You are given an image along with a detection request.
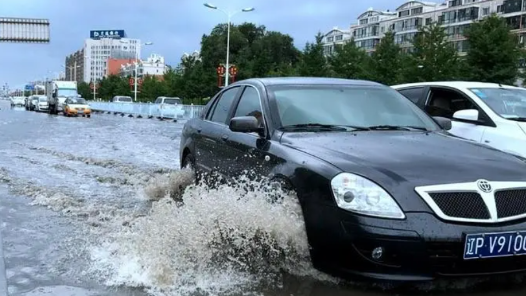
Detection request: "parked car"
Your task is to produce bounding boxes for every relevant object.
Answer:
[10,96,24,107]
[63,97,91,117]
[180,77,526,281]
[29,96,39,111]
[153,96,184,121]
[112,95,133,103]
[392,82,526,158]
[34,95,49,112]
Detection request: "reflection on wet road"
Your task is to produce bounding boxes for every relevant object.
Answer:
[1,101,526,296]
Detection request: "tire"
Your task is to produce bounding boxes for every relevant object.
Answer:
[181,153,202,183]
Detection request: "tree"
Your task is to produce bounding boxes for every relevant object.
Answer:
[327,38,369,79]
[405,23,461,82]
[77,82,90,99]
[298,32,329,77]
[369,31,403,85]
[465,14,521,85]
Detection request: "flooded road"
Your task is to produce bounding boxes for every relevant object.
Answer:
[2,100,526,296]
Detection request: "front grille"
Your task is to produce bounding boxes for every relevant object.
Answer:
[495,189,526,218]
[429,192,490,219]
[427,242,526,276]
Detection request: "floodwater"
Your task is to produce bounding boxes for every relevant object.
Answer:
[1,100,526,296]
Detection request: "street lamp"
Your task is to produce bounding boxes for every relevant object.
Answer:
[203,3,254,87]
[120,40,153,101]
[63,64,80,81]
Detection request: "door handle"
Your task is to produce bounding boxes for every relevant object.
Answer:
[221,134,228,141]
[197,128,202,133]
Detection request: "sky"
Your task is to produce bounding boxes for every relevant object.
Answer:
[0,0,407,90]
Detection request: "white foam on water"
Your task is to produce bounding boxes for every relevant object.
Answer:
[88,171,334,296]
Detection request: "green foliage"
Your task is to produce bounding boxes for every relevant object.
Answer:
[404,23,462,82]
[88,18,526,103]
[465,14,521,85]
[328,38,370,79]
[369,31,404,85]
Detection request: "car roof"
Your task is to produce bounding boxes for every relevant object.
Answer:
[392,81,520,89]
[234,77,385,87]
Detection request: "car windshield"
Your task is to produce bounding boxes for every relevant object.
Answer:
[57,89,78,97]
[69,98,86,104]
[38,97,46,102]
[118,97,132,102]
[164,98,182,105]
[269,85,439,131]
[469,88,526,119]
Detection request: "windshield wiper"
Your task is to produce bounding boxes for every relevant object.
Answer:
[280,123,370,131]
[506,117,526,122]
[366,125,428,131]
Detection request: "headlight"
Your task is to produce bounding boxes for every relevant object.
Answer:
[330,173,405,219]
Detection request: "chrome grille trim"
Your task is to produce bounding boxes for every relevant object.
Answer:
[415,181,526,224]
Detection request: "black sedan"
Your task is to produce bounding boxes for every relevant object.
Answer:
[179,77,526,282]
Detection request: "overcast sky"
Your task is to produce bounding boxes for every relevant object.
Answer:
[1,0,407,89]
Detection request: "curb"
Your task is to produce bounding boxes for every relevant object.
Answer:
[0,227,7,296]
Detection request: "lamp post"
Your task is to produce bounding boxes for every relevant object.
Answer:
[63,64,80,81]
[120,40,153,101]
[203,3,254,87]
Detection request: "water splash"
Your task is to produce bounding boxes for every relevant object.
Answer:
[88,171,333,296]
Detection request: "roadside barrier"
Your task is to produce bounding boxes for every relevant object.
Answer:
[88,102,205,121]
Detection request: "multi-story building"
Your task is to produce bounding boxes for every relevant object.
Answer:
[107,58,138,76]
[64,30,141,83]
[322,0,524,56]
[119,53,167,78]
[65,49,84,82]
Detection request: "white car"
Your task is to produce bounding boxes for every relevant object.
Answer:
[35,95,49,112]
[153,96,185,121]
[392,81,526,158]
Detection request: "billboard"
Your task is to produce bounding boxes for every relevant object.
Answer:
[0,18,50,43]
[90,30,126,40]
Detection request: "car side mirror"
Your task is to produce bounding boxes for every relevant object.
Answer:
[432,116,452,130]
[229,116,264,135]
[453,109,479,123]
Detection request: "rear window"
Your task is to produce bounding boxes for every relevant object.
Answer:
[164,98,182,105]
[119,97,132,102]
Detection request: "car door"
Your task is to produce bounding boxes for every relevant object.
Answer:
[194,86,241,174]
[423,86,492,143]
[221,85,274,179]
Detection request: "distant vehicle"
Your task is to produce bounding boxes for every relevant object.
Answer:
[180,77,526,281]
[46,80,79,115]
[29,96,39,111]
[112,96,133,103]
[10,96,24,107]
[63,97,91,117]
[392,81,526,158]
[154,96,184,121]
[35,96,49,112]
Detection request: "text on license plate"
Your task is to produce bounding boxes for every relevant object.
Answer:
[464,231,526,259]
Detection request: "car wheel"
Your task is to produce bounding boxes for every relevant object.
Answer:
[181,153,202,183]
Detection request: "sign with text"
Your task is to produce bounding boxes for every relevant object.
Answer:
[90,30,126,40]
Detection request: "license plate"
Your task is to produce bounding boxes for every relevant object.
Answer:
[77,110,83,113]
[464,231,526,259]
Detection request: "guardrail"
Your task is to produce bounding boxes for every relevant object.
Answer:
[88,102,205,121]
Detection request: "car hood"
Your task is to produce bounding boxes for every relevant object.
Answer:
[281,131,526,184]
[280,131,526,212]
[68,104,89,108]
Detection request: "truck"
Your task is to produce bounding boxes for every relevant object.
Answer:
[46,80,79,115]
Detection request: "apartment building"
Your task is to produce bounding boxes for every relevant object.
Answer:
[65,49,84,82]
[322,0,524,56]
[119,53,167,78]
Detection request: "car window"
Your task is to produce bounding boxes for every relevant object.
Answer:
[397,87,424,103]
[425,88,478,119]
[269,85,439,130]
[154,98,162,104]
[164,98,181,105]
[233,87,263,126]
[209,87,239,124]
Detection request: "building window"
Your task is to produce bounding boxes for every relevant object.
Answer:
[411,7,423,15]
[399,10,410,17]
[483,7,490,15]
[335,35,343,41]
[327,36,334,42]
[425,17,432,25]
[360,19,368,25]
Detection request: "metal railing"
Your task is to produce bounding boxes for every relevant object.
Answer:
[88,102,205,121]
